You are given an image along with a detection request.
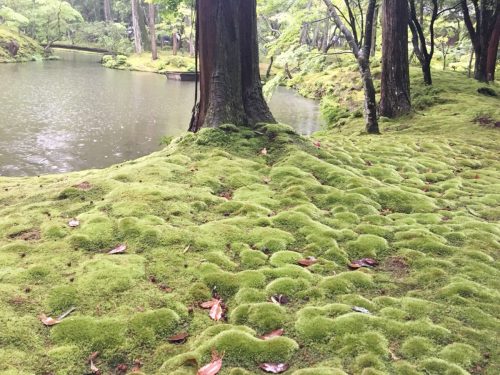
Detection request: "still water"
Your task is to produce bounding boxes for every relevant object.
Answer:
[0,50,322,176]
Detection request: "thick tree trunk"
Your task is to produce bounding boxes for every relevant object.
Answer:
[131,0,142,53]
[189,0,275,132]
[148,3,157,60]
[104,0,112,22]
[380,0,411,118]
[172,32,179,55]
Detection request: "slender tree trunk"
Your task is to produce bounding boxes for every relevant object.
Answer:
[131,0,142,53]
[172,31,179,55]
[189,0,275,132]
[266,56,274,79]
[149,3,157,60]
[370,6,379,57]
[139,3,150,52]
[323,0,379,134]
[380,0,411,118]
[486,13,499,81]
[104,0,112,22]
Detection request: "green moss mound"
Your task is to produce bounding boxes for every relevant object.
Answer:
[0,70,499,373]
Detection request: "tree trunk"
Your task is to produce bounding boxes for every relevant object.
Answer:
[323,0,379,134]
[422,62,432,85]
[380,0,411,118]
[149,3,157,60]
[266,56,274,79]
[172,31,179,55]
[370,6,379,57]
[139,3,150,52]
[486,13,499,81]
[104,0,112,22]
[131,0,142,53]
[189,0,275,132]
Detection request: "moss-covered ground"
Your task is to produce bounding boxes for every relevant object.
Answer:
[0,71,499,374]
[0,26,44,63]
[102,51,195,74]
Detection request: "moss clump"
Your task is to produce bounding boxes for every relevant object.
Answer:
[231,303,286,333]
[401,337,436,359]
[51,317,126,355]
[129,309,181,347]
[346,234,389,258]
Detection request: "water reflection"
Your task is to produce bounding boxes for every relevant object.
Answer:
[0,50,322,176]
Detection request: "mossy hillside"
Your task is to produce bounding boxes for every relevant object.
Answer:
[0,26,43,63]
[0,73,499,373]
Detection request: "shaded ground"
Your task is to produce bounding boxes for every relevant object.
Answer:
[0,72,499,375]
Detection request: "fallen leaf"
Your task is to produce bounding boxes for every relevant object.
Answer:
[271,294,289,305]
[352,306,372,314]
[263,177,271,184]
[259,363,289,373]
[131,359,143,372]
[209,299,224,321]
[159,284,173,293]
[168,332,189,344]
[389,348,400,361]
[313,141,321,148]
[115,363,128,374]
[348,258,378,269]
[197,351,223,375]
[39,314,60,326]
[219,191,233,200]
[260,329,284,340]
[260,148,268,156]
[297,256,318,267]
[108,244,127,254]
[200,299,219,309]
[73,181,92,190]
[68,219,80,228]
[90,359,100,374]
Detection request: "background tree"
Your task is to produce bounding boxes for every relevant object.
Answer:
[189,0,275,131]
[131,0,142,52]
[461,0,500,82]
[379,0,411,118]
[103,0,112,22]
[323,0,379,134]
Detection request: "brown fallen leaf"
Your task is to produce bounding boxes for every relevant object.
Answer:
[197,350,223,375]
[260,148,268,156]
[73,181,92,190]
[168,332,189,344]
[39,314,60,326]
[297,256,318,267]
[262,177,271,184]
[88,352,100,375]
[348,258,378,269]
[260,329,284,340]
[131,359,143,372]
[68,219,80,228]
[159,284,173,293]
[313,141,321,148]
[200,299,219,309]
[115,363,128,374]
[209,299,224,321]
[108,244,127,254]
[259,363,289,373]
[90,359,100,374]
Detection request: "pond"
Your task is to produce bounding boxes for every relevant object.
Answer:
[0,50,323,177]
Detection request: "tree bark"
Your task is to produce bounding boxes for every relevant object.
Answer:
[486,13,499,80]
[139,3,150,52]
[172,31,179,55]
[131,0,142,53]
[189,0,275,132]
[380,0,411,118]
[323,0,379,134]
[370,6,379,57]
[149,3,157,60]
[104,0,112,22]
[462,0,499,82]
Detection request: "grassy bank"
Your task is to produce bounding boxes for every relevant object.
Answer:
[0,71,499,374]
[0,26,44,63]
[102,51,195,74]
